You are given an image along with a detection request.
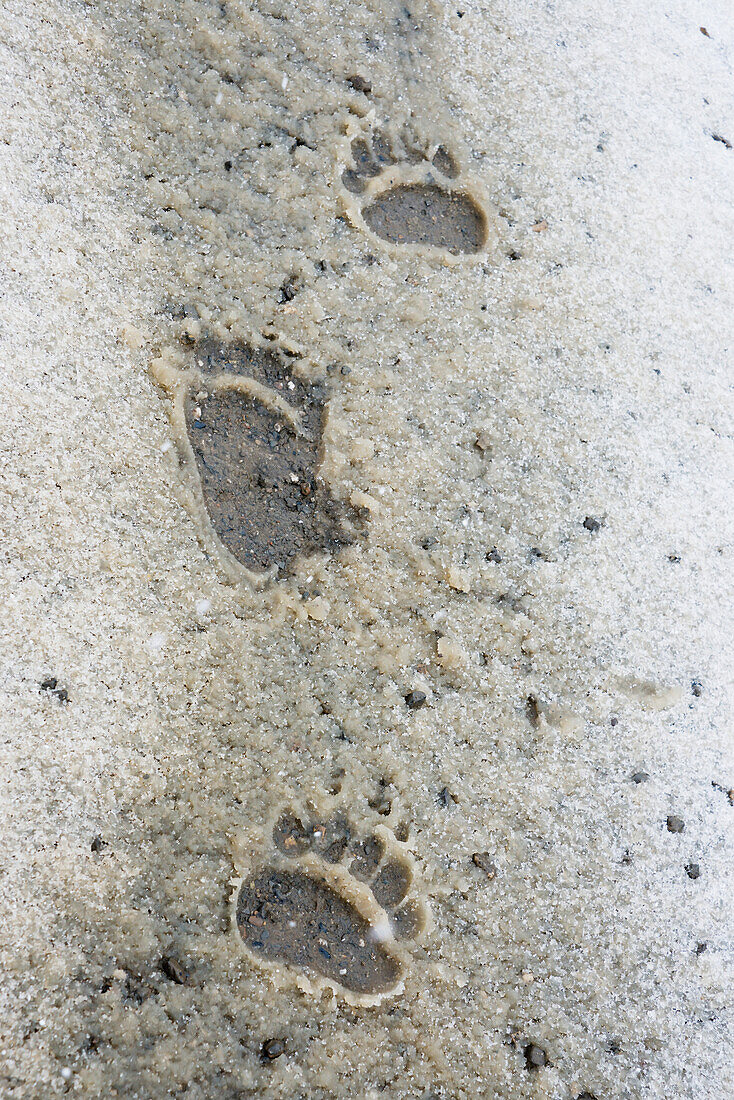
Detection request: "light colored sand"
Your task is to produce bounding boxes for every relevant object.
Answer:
[1,0,733,1096]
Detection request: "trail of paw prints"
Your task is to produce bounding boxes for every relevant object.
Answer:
[234,806,429,1004]
[150,340,360,585]
[339,123,492,258]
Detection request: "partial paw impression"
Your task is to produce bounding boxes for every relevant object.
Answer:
[341,126,488,255]
[161,340,359,577]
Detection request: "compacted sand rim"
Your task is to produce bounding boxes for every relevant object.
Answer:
[1,0,733,1097]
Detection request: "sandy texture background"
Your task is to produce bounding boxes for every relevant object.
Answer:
[1,0,733,1097]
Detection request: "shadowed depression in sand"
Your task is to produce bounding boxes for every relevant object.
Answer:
[236,808,426,999]
[177,341,359,574]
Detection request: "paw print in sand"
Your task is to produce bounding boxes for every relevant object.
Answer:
[234,805,429,1005]
[339,123,492,258]
[149,340,360,586]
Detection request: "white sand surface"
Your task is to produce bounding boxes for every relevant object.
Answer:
[1,0,733,1097]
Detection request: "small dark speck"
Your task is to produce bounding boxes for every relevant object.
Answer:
[632,771,649,784]
[224,160,232,171]
[40,678,70,703]
[667,815,685,834]
[193,419,205,429]
[525,1044,548,1069]
[160,956,187,984]
[576,1094,598,1100]
[712,133,732,149]
[472,852,497,877]
[691,680,703,697]
[405,690,427,709]
[582,516,602,533]
[438,787,458,808]
[346,74,372,94]
[486,547,502,563]
[700,26,711,37]
[525,694,540,726]
[686,862,700,880]
[668,553,681,563]
[508,250,522,261]
[610,716,618,727]
[90,836,108,853]
[695,941,708,955]
[456,10,464,16]
[261,1038,286,1061]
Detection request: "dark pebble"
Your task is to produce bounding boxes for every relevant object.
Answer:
[160,956,187,984]
[261,1038,286,1061]
[40,677,70,703]
[90,836,108,853]
[472,852,497,878]
[700,26,710,36]
[691,680,703,697]
[631,771,649,784]
[695,941,708,955]
[524,1043,548,1069]
[685,862,700,880]
[610,716,618,726]
[486,547,502,563]
[576,1094,598,1100]
[224,160,232,170]
[405,690,427,709]
[668,553,681,563]
[437,787,458,808]
[667,815,685,833]
[525,694,540,726]
[712,133,732,149]
[582,516,602,533]
[346,74,372,94]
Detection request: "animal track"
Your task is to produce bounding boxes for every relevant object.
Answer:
[340,124,491,257]
[234,805,429,1003]
[150,340,359,584]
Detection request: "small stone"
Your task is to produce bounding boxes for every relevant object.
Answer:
[472,853,497,878]
[691,680,703,697]
[631,771,649,784]
[346,74,372,94]
[160,956,187,984]
[526,694,540,726]
[695,941,708,955]
[90,836,108,853]
[524,1043,548,1069]
[576,1094,598,1100]
[437,787,458,808]
[582,516,602,533]
[261,1038,286,1061]
[700,26,710,36]
[404,690,427,709]
[666,815,685,833]
[685,862,700,880]
[485,547,502,563]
